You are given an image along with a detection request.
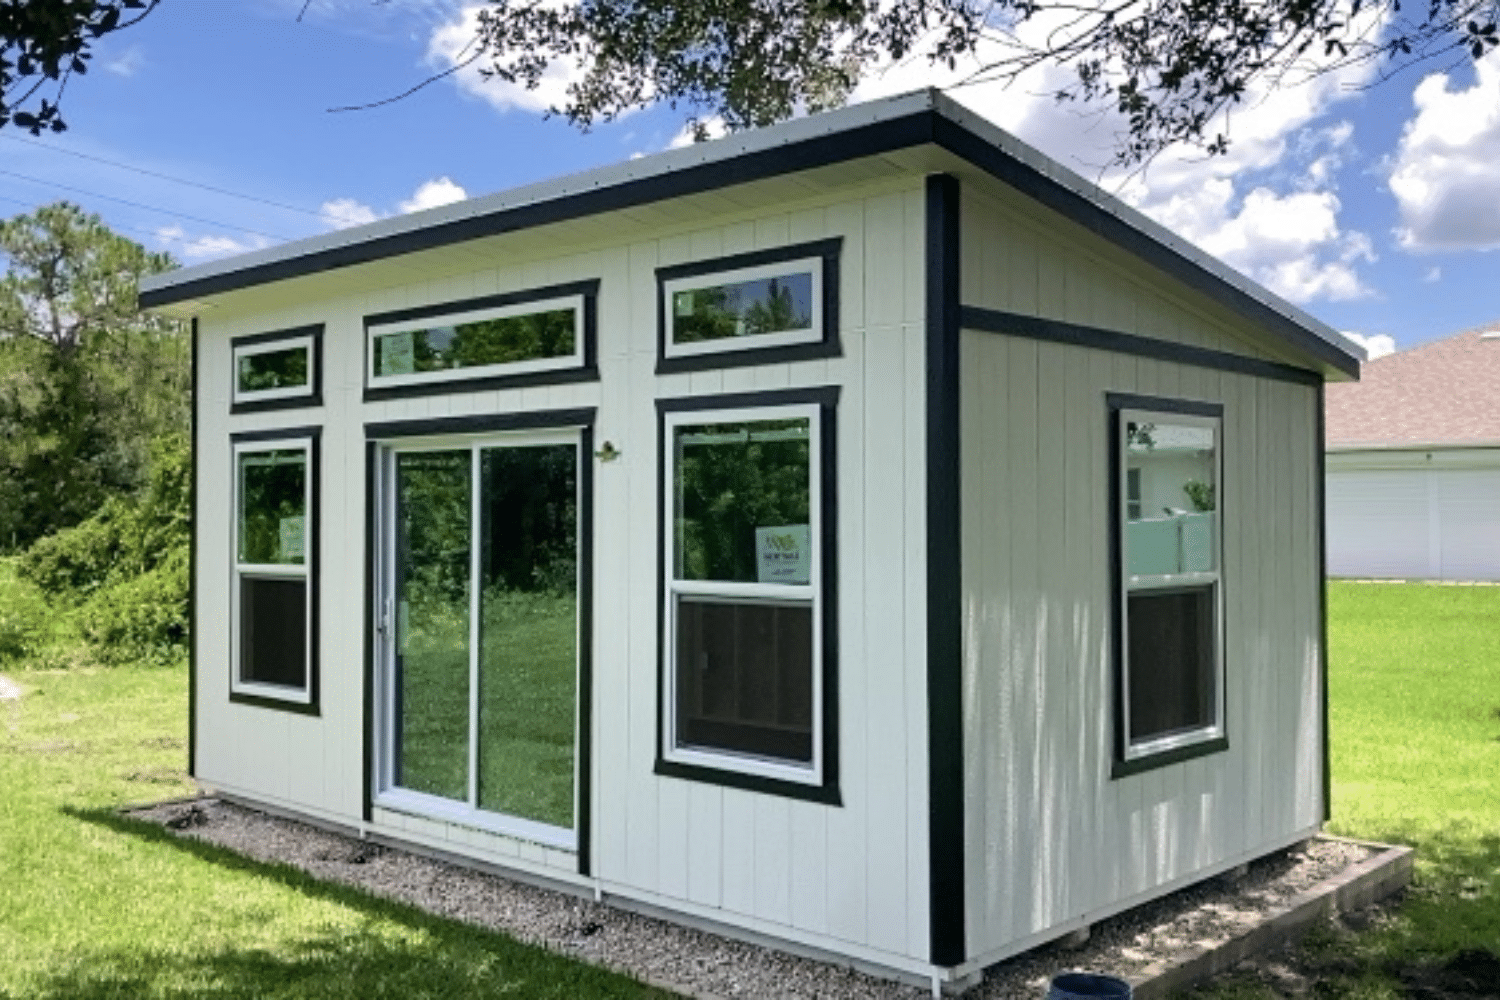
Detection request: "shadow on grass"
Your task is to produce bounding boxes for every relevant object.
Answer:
[40,807,671,1000]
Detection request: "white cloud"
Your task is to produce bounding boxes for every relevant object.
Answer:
[427,4,585,115]
[104,46,144,78]
[847,10,1380,304]
[399,176,467,213]
[1390,50,1500,251]
[154,226,270,261]
[1342,330,1396,359]
[316,178,468,232]
[320,197,380,230]
[1424,266,1442,283]
[667,116,728,149]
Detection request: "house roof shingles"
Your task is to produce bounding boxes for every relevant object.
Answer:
[1325,320,1500,448]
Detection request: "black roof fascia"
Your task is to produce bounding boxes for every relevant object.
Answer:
[138,113,936,310]
[139,103,1358,379]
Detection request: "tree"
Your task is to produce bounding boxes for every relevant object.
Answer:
[456,0,1500,163]
[1,0,159,135]
[0,201,186,549]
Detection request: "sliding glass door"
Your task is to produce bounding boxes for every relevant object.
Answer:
[378,431,580,847]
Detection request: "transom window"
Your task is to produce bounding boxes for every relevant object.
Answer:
[231,326,321,412]
[1112,397,1226,772]
[656,240,841,373]
[658,390,839,801]
[232,433,318,708]
[364,282,596,396]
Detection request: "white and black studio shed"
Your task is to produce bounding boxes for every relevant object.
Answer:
[139,90,1365,993]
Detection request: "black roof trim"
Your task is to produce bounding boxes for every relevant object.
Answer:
[138,96,1358,379]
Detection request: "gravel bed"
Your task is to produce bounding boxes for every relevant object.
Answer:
[129,798,1374,1000]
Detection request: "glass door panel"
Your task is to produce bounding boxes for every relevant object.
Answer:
[476,445,578,827]
[393,450,472,801]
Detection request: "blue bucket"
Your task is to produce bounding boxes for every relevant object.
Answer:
[1048,972,1132,1000]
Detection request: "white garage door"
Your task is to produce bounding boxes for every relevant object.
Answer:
[1327,465,1500,580]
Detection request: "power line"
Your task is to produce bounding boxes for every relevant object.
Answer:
[0,191,260,257]
[0,167,293,241]
[0,133,330,221]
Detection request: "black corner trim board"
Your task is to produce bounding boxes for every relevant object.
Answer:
[229,324,324,414]
[654,238,843,375]
[925,173,966,969]
[1316,382,1331,822]
[652,385,842,807]
[961,308,1322,387]
[1104,393,1228,779]
[140,109,1356,380]
[361,280,601,402]
[228,426,322,717]
[188,319,199,778]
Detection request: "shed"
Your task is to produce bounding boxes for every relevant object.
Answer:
[139,89,1363,994]
[1326,322,1500,581]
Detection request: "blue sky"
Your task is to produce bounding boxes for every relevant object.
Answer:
[5,0,1499,357]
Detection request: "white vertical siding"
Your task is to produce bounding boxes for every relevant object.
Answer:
[959,329,1323,961]
[194,177,933,967]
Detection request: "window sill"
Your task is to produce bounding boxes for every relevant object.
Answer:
[229,689,319,715]
[654,758,841,805]
[1112,735,1228,779]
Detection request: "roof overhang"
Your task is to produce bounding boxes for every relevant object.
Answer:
[139,89,1364,380]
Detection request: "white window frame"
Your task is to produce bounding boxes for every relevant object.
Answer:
[372,429,583,852]
[660,402,825,786]
[232,334,316,406]
[366,294,585,390]
[231,435,315,705]
[662,257,824,360]
[1118,407,1225,762]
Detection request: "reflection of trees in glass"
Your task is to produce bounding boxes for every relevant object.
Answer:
[674,274,812,344]
[379,309,575,374]
[676,419,810,582]
[397,451,471,609]
[1127,421,1157,449]
[481,446,577,597]
[238,451,305,565]
[237,347,308,392]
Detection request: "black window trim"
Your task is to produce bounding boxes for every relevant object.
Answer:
[230,325,324,414]
[1107,392,1227,778]
[362,279,600,401]
[655,239,842,375]
[229,426,321,715]
[654,386,841,805]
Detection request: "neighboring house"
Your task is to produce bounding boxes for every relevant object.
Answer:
[139,90,1362,994]
[1326,323,1500,581]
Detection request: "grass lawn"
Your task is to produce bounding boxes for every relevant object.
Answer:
[0,578,668,999]
[1194,581,1500,999]
[4,567,1496,999]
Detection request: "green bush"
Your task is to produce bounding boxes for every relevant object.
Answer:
[0,569,52,663]
[73,548,188,666]
[12,434,189,666]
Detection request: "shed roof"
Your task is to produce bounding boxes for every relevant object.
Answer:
[1326,320,1500,449]
[139,88,1363,379]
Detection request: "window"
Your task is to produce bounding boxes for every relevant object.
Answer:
[658,389,839,801]
[364,281,597,398]
[232,432,318,709]
[231,326,322,412]
[1111,396,1225,773]
[656,239,841,373]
